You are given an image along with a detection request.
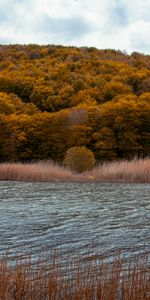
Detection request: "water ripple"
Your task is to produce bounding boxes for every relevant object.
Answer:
[0,182,149,260]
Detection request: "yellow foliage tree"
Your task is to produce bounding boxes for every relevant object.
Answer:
[64,146,96,173]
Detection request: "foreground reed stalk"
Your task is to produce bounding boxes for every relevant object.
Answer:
[0,158,150,183]
[0,251,149,300]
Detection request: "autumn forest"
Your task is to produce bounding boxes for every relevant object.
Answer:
[0,44,150,163]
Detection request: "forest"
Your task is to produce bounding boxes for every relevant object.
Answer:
[0,44,149,163]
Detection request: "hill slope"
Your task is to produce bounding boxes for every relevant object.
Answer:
[0,45,149,162]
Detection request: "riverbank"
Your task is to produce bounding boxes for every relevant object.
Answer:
[0,158,150,183]
[0,158,149,183]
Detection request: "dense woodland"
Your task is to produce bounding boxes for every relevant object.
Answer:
[0,44,150,163]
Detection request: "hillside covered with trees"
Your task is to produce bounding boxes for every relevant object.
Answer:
[0,44,149,163]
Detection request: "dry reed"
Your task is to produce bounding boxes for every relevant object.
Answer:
[0,250,149,300]
[0,161,85,182]
[92,157,150,183]
[0,157,149,183]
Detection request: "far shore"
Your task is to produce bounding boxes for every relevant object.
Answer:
[0,157,149,183]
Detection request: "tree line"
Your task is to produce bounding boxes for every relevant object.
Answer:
[0,45,149,162]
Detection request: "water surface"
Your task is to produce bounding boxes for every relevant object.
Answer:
[0,182,149,261]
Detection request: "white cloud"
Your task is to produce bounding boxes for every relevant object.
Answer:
[0,0,149,53]
[128,19,150,52]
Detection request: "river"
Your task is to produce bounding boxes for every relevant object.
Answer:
[0,181,149,263]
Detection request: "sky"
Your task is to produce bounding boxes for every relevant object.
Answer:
[0,0,150,54]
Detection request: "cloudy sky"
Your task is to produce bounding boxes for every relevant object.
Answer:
[0,0,150,54]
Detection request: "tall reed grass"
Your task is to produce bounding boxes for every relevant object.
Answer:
[0,158,149,183]
[0,161,85,182]
[0,250,149,300]
[92,157,150,183]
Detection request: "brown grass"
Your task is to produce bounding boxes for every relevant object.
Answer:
[0,251,149,300]
[0,160,85,182]
[92,157,150,183]
[0,157,150,183]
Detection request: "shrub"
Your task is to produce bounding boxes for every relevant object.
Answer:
[64,146,96,173]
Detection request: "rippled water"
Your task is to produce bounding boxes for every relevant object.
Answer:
[0,182,150,261]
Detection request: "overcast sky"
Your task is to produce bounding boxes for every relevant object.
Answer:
[0,0,150,54]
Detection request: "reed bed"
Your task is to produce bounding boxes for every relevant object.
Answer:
[0,161,85,182]
[0,250,149,300]
[0,157,149,183]
[92,157,150,183]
